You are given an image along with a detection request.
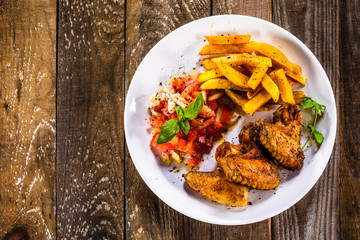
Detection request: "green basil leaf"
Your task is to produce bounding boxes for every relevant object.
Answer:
[156,118,180,144]
[180,120,190,135]
[184,93,204,120]
[175,106,184,120]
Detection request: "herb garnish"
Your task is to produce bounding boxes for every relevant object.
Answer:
[156,93,204,144]
[300,96,326,150]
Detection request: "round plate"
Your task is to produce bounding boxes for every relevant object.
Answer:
[124,15,337,225]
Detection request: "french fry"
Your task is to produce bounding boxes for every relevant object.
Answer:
[290,62,302,75]
[285,71,307,85]
[205,35,251,45]
[216,61,249,88]
[200,78,247,91]
[225,90,247,107]
[199,34,307,116]
[247,85,263,99]
[242,89,272,115]
[244,65,279,102]
[247,62,268,90]
[225,90,270,111]
[233,65,250,75]
[268,91,305,105]
[202,58,217,70]
[197,70,223,82]
[261,74,280,102]
[246,41,293,72]
[199,44,253,55]
[273,69,295,104]
[202,53,272,70]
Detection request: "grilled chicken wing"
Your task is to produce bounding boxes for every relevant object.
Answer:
[255,104,304,170]
[238,122,259,154]
[216,142,280,190]
[184,168,249,207]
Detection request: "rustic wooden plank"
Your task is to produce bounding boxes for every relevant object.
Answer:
[271,1,340,239]
[339,0,360,239]
[212,0,272,20]
[57,0,125,239]
[125,0,212,239]
[0,0,56,239]
[211,1,272,239]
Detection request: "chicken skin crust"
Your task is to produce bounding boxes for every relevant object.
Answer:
[184,168,249,207]
[255,104,304,170]
[238,122,259,154]
[216,142,280,190]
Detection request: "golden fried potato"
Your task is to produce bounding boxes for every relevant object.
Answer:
[200,78,247,91]
[197,70,223,83]
[205,35,251,45]
[242,89,272,115]
[199,44,253,55]
[247,41,293,72]
[273,69,295,104]
[247,62,268,90]
[202,53,272,70]
[216,61,249,88]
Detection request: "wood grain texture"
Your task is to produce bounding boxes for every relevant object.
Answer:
[212,0,271,20]
[340,0,360,239]
[272,1,340,239]
[125,0,212,239]
[57,0,125,239]
[211,1,272,239]
[0,0,56,239]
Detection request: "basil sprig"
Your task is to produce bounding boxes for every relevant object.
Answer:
[156,93,204,144]
[300,96,326,150]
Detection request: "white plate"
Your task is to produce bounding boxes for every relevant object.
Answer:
[124,15,337,225]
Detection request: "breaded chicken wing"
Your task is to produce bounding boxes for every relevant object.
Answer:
[255,104,304,170]
[216,142,280,190]
[184,168,249,207]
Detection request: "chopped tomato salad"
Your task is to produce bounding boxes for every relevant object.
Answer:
[148,77,238,168]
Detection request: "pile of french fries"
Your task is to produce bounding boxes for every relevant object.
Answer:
[197,35,306,115]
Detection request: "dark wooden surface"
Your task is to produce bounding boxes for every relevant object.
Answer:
[0,0,358,239]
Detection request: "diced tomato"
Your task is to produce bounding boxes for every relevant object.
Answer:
[169,112,177,119]
[186,157,200,167]
[206,128,222,138]
[197,117,215,135]
[205,136,214,147]
[190,90,200,99]
[172,77,187,92]
[189,118,203,128]
[173,137,201,156]
[187,130,198,142]
[184,78,198,87]
[181,81,198,99]
[148,117,165,128]
[207,100,219,111]
[177,129,187,139]
[220,106,232,125]
[213,121,223,131]
[154,101,166,112]
[198,105,215,118]
[150,133,174,154]
[159,113,167,121]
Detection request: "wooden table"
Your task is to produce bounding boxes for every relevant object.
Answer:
[0,0,358,239]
